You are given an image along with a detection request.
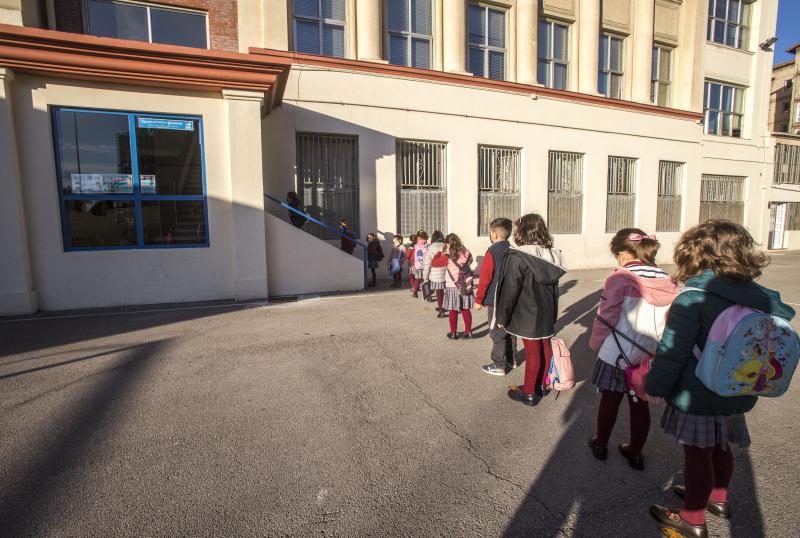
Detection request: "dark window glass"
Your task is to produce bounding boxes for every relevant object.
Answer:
[136,118,203,195]
[56,110,132,194]
[150,8,208,48]
[86,0,148,42]
[64,200,137,248]
[142,201,206,245]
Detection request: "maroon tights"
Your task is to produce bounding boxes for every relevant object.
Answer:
[521,338,552,396]
[680,445,734,525]
[410,274,419,293]
[436,290,444,310]
[448,309,472,334]
[594,391,650,455]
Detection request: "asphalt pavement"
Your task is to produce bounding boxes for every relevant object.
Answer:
[1,251,799,537]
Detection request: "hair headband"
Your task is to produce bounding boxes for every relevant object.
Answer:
[629,233,656,242]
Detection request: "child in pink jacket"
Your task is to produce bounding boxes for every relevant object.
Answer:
[587,228,680,470]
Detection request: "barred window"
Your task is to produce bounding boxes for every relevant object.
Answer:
[651,45,672,107]
[656,161,684,232]
[294,0,346,57]
[774,144,800,185]
[707,0,751,50]
[786,203,800,231]
[700,174,745,224]
[547,151,583,234]
[297,133,359,239]
[397,140,447,236]
[468,3,506,80]
[606,156,637,233]
[599,33,624,99]
[478,146,521,236]
[704,81,744,138]
[387,0,432,69]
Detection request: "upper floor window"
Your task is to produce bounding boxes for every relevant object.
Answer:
[294,0,346,57]
[707,0,751,49]
[651,45,672,107]
[468,3,506,81]
[537,20,568,90]
[598,33,624,99]
[85,0,208,48]
[387,0,432,69]
[704,81,744,137]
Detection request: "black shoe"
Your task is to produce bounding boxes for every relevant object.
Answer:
[507,386,538,407]
[672,486,731,520]
[649,505,708,538]
[412,292,418,298]
[536,384,551,398]
[588,437,608,460]
[446,332,459,340]
[618,443,645,471]
[460,332,473,339]
[481,364,506,376]
[437,311,447,318]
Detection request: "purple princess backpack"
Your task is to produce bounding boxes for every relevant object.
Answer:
[691,292,800,398]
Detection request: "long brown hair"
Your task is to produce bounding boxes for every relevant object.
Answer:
[673,220,768,283]
[513,213,553,249]
[444,233,467,260]
[610,228,660,265]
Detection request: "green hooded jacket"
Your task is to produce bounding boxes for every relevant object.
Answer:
[645,270,796,416]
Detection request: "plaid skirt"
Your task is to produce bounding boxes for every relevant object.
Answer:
[428,280,446,290]
[413,268,424,279]
[660,405,751,450]
[592,360,627,393]
[442,287,474,311]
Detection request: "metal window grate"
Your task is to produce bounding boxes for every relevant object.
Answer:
[774,144,800,185]
[786,202,800,231]
[296,133,359,239]
[397,140,447,236]
[548,151,583,234]
[606,156,637,232]
[699,174,745,224]
[478,145,520,236]
[656,161,683,232]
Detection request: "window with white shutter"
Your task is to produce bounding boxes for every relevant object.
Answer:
[656,161,683,232]
[478,146,520,236]
[397,140,447,236]
[548,151,584,234]
[700,174,745,224]
[606,156,637,232]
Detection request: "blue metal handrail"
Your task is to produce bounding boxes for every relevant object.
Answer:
[264,193,368,290]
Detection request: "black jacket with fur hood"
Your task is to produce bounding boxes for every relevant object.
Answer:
[493,245,567,339]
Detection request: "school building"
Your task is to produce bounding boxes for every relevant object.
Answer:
[0,0,796,315]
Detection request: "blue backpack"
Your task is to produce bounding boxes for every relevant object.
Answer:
[691,293,800,398]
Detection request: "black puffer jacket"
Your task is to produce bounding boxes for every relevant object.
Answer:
[493,245,567,339]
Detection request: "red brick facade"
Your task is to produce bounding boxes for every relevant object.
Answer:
[53,0,239,52]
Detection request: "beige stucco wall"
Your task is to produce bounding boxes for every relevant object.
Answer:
[263,66,704,271]
[8,75,264,311]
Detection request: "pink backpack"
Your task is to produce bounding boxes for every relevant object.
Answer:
[546,337,575,391]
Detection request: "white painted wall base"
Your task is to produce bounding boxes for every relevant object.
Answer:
[0,290,37,316]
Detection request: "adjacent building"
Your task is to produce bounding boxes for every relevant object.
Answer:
[0,0,789,315]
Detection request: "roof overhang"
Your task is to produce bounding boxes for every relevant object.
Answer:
[0,24,291,114]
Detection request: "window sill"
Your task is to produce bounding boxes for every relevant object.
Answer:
[706,41,754,56]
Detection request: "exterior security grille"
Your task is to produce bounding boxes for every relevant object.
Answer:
[548,151,583,234]
[397,140,447,236]
[787,202,800,231]
[478,145,520,236]
[657,160,684,232]
[606,156,637,233]
[296,133,359,239]
[774,144,800,185]
[700,174,745,224]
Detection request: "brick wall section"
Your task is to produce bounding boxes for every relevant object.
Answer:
[53,0,239,52]
[54,0,83,33]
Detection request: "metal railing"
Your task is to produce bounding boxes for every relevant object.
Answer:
[264,193,368,290]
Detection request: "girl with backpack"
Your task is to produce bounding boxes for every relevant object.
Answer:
[422,231,448,317]
[431,233,474,339]
[366,233,384,288]
[588,229,679,470]
[493,214,566,406]
[411,231,429,299]
[646,220,795,538]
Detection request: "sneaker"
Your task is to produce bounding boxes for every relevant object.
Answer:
[482,364,506,376]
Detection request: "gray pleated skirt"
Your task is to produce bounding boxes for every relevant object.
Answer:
[592,360,627,393]
[442,287,474,311]
[429,280,446,290]
[660,405,751,450]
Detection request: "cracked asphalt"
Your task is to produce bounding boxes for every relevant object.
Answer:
[1,251,799,537]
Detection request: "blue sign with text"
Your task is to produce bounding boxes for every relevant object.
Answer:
[138,117,195,131]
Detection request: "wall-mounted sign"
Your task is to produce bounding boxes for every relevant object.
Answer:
[138,117,195,131]
[140,175,157,194]
[70,173,133,194]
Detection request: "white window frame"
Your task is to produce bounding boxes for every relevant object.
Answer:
[537,20,569,90]
[599,33,624,99]
[82,0,209,48]
[707,0,751,50]
[386,0,433,69]
[467,2,506,80]
[704,80,745,138]
[293,0,347,57]
[651,44,673,107]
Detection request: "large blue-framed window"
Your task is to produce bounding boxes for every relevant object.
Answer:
[52,107,209,251]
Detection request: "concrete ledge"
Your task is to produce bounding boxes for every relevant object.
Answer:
[0,289,37,315]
